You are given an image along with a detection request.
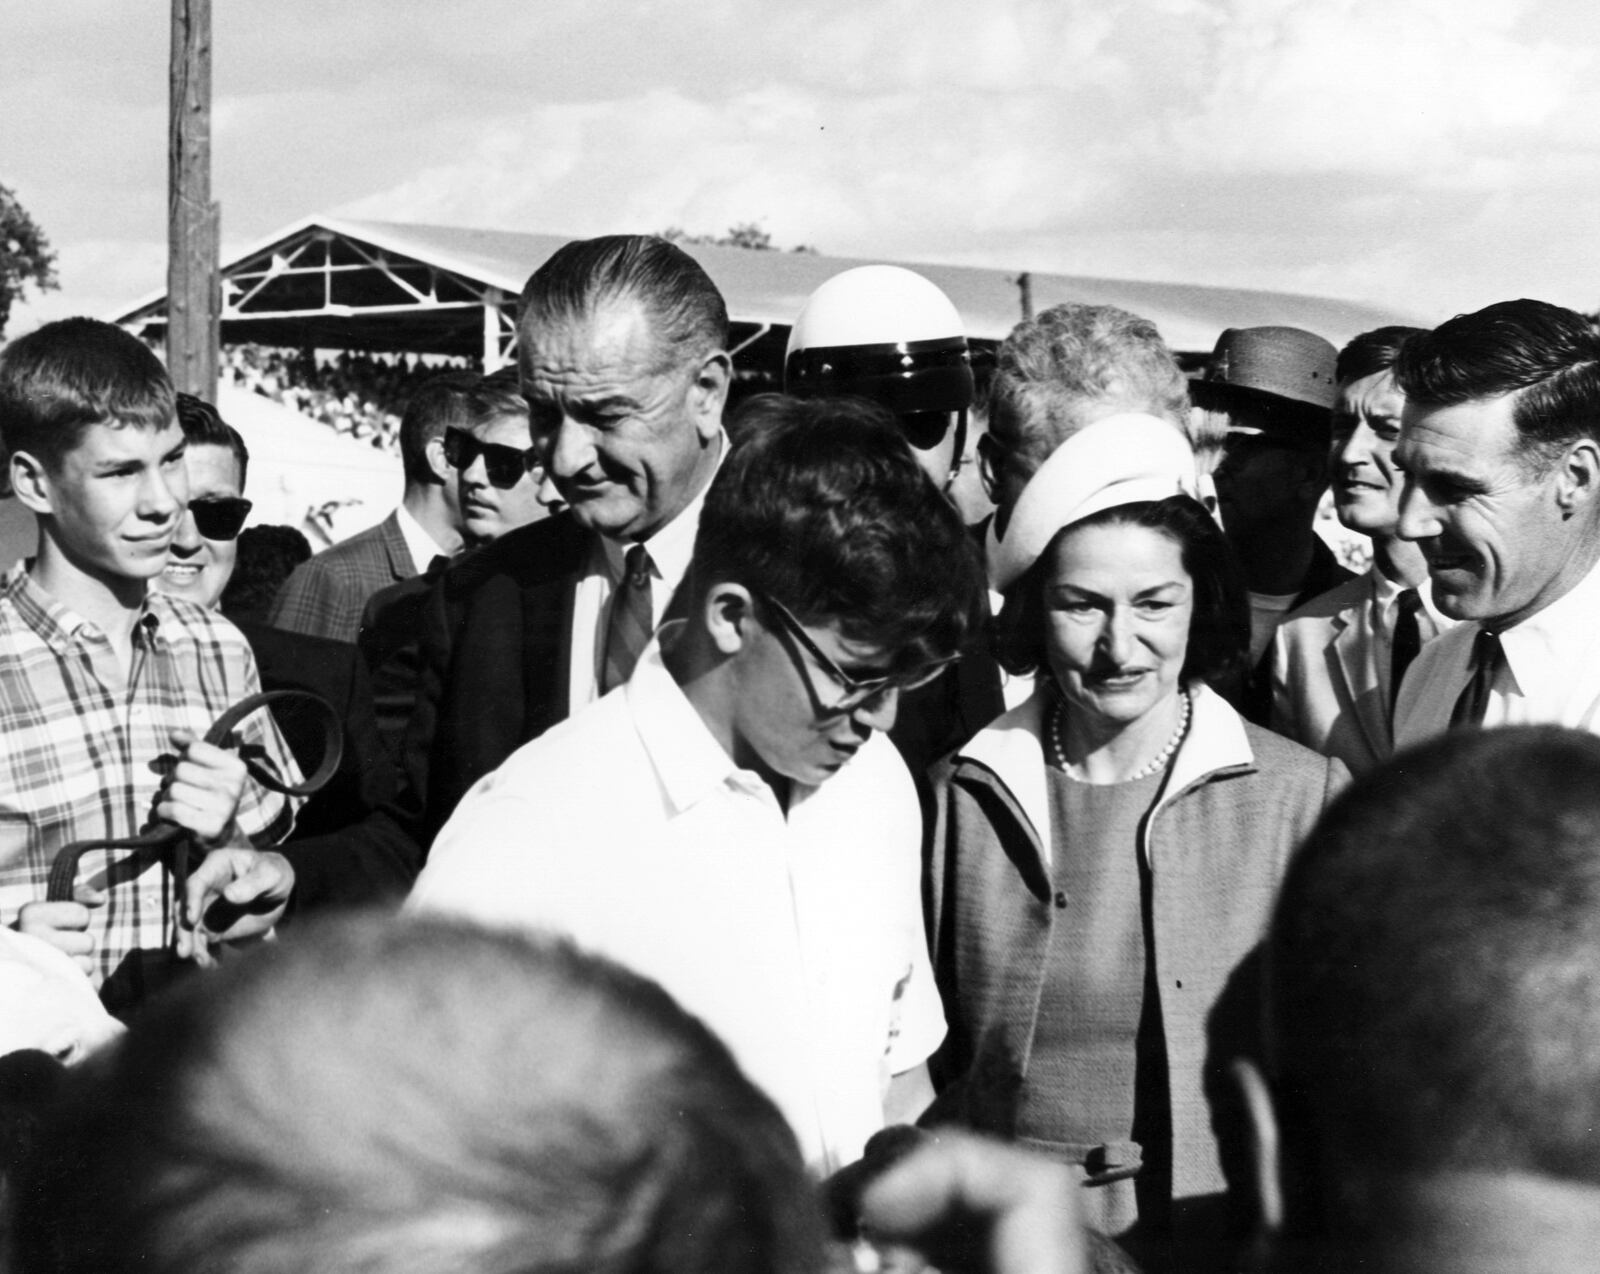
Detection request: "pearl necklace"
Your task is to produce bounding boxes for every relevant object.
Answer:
[1050,690,1191,783]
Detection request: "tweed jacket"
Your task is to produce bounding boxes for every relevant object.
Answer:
[269,509,415,644]
[926,684,1346,1241]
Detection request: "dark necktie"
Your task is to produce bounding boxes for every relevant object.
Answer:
[1389,588,1424,715]
[601,543,653,694]
[1449,628,1503,729]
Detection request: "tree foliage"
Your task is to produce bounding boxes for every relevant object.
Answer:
[660,221,817,254]
[0,183,60,340]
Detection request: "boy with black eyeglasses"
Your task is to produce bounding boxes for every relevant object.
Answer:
[0,319,299,1014]
[411,394,987,1175]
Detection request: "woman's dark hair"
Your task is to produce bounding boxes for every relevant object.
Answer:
[995,494,1249,692]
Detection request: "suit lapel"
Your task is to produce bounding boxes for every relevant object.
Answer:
[381,510,414,582]
[1328,583,1390,757]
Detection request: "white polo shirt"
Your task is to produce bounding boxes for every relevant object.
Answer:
[410,639,945,1173]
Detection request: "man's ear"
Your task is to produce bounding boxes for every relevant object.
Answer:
[688,350,732,443]
[11,450,54,517]
[1232,1057,1285,1238]
[1554,437,1600,516]
[424,434,453,485]
[976,431,1002,504]
[1295,448,1331,504]
[703,580,753,657]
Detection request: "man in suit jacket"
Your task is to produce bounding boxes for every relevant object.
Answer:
[1270,326,1451,773]
[267,373,471,643]
[280,235,731,907]
[359,370,549,756]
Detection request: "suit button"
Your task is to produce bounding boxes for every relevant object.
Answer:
[1053,890,1068,909]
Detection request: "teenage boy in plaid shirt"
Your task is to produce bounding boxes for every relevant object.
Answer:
[0,318,299,1013]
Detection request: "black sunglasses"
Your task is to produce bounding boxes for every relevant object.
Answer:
[189,496,252,541]
[443,426,538,489]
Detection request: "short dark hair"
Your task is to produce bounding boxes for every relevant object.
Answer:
[174,392,250,490]
[990,303,1189,464]
[1394,299,1600,465]
[219,524,312,625]
[1334,325,1428,385]
[518,235,728,376]
[466,367,529,432]
[12,916,823,1274]
[0,317,175,471]
[698,393,984,667]
[399,370,479,486]
[1267,726,1600,1189]
[995,494,1249,689]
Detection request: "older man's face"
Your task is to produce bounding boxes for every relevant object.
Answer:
[521,298,723,542]
[1395,393,1571,627]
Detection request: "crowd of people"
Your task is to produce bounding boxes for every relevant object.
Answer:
[221,343,474,452]
[4,234,1600,1274]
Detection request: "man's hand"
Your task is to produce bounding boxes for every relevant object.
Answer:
[158,729,248,847]
[15,886,106,975]
[176,848,294,967]
[859,1132,1086,1274]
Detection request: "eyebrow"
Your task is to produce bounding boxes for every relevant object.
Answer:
[1049,581,1186,602]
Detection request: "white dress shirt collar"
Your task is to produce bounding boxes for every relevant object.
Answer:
[394,502,451,575]
[1496,551,1600,706]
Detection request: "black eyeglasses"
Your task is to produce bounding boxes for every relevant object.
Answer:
[754,589,960,714]
[189,496,252,541]
[443,426,538,489]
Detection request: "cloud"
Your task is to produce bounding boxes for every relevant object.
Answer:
[9,0,1597,334]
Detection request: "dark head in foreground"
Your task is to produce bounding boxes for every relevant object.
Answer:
[10,916,824,1274]
[1243,725,1600,1272]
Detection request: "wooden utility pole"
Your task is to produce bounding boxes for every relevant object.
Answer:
[1017,271,1034,322]
[167,0,217,398]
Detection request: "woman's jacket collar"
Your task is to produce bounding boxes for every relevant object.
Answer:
[950,681,1256,864]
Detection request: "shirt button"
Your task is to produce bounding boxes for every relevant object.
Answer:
[1053,890,1068,909]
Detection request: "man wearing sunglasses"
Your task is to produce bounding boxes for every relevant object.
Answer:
[412,397,986,1175]
[359,370,551,758]
[155,395,393,856]
[441,379,551,546]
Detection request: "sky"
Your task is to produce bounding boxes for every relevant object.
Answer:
[4,0,1599,337]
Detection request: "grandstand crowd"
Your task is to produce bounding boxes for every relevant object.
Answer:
[5,233,1600,1274]
[220,343,472,452]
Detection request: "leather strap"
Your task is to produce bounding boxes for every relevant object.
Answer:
[46,690,344,905]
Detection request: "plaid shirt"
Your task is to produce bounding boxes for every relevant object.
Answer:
[0,565,299,993]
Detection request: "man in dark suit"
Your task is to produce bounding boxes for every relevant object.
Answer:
[282,235,730,908]
[266,373,471,643]
[359,369,550,757]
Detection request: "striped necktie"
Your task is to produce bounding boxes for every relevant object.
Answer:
[1449,628,1503,729]
[1389,588,1424,715]
[601,543,654,694]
